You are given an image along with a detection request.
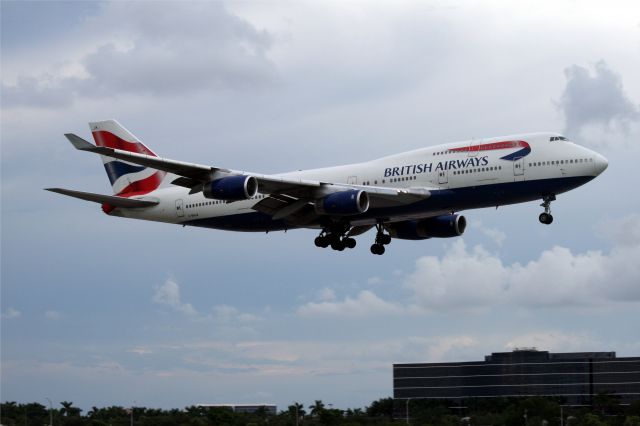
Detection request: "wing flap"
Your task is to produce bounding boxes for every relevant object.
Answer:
[45,188,158,208]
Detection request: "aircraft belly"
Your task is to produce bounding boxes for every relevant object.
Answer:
[182,176,594,232]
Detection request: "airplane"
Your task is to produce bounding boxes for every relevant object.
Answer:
[46,120,608,255]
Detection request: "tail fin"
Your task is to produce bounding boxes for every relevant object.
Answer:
[89,120,167,197]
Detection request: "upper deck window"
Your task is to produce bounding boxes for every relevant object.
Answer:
[550,136,569,142]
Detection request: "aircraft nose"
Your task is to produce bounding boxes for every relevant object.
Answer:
[594,152,608,175]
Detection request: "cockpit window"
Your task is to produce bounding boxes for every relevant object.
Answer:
[550,136,569,142]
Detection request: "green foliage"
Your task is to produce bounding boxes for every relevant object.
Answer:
[624,416,640,426]
[581,413,609,426]
[627,401,640,416]
[366,397,394,418]
[2,397,640,426]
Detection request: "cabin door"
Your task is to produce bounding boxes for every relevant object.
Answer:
[513,157,525,181]
[438,169,448,184]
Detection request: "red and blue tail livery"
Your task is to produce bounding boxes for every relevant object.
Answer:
[89,120,166,197]
[47,121,608,255]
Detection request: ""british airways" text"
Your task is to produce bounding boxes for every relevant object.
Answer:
[384,156,489,177]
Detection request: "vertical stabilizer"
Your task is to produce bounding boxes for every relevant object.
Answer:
[89,120,166,197]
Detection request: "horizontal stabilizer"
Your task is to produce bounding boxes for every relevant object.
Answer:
[65,133,96,151]
[45,188,158,208]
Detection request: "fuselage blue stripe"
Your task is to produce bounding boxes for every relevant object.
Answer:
[500,147,532,161]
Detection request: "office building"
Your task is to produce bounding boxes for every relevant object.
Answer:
[394,348,640,416]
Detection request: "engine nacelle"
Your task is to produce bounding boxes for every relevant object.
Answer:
[203,175,258,201]
[315,190,369,216]
[386,214,467,240]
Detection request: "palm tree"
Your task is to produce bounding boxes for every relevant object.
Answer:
[59,401,81,417]
[309,400,325,417]
[288,402,306,422]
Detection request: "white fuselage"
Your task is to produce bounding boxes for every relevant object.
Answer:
[111,132,608,232]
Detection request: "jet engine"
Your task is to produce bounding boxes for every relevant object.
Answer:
[203,175,258,201]
[386,214,466,240]
[315,190,369,215]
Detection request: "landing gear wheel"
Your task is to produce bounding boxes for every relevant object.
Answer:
[539,212,553,225]
[331,240,345,251]
[372,221,391,253]
[539,194,556,225]
[370,243,385,255]
[314,236,329,248]
[379,234,392,245]
[344,237,356,249]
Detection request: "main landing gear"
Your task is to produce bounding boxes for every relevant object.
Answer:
[314,221,392,254]
[539,194,556,225]
[370,222,391,255]
[314,224,356,251]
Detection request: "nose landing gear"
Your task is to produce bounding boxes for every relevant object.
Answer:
[539,194,556,225]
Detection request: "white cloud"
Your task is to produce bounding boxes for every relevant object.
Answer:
[405,241,509,310]
[2,307,21,319]
[127,347,153,356]
[296,215,640,317]
[559,61,639,141]
[474,220,507,247]
[211,305,262,324]
[505,331,597,353]
[405,224,640,310]
[598,213,640,247]
[315,287,336,302]
[427,336,478,362]
[1,2,276,108]
[297,290,402,317]
[152,278,197,316]
[367,276,383,285]
[44,310,62,320]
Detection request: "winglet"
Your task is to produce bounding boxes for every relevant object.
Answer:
[64,133,97,151]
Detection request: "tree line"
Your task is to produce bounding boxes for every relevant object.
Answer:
[2,396,640,425]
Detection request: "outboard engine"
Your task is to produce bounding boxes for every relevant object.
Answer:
[386,214,466,240]
[203,175,258,201]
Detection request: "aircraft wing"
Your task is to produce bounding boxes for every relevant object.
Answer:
[45,188,159,208]
[65,134,431,215]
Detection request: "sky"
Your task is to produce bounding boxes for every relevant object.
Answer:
[2,0,640,412]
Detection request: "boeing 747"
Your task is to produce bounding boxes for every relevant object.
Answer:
[47,120,608,255]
